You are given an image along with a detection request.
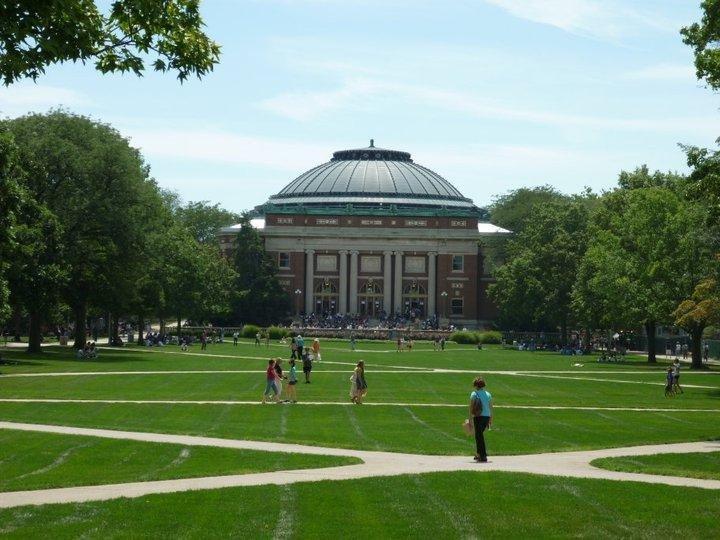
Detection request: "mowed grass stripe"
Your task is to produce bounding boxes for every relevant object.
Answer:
[0,429,359,492]
[0,401,718,456]
[1,471,719,538]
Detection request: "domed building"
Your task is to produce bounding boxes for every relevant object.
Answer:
[220,141,509,327]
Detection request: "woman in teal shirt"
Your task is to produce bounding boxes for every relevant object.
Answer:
[469,377,492,462]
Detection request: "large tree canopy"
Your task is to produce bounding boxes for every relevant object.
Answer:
[488,200,589,339]
[682,0,720,90]
[0,0,220,85]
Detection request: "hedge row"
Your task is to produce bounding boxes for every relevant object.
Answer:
[450,330,502,345]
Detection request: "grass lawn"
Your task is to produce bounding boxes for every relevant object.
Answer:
[0,429,359,492]
[1,340,719,537]
[1,471,719,538]
[592,452,720,481]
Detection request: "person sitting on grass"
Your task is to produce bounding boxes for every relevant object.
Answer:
[469,377,492,463]
[664,367,675,397]
[351,360,368,404]
[672,359,683,394]
[302,347,313,383]
[286,359,298,403]
[262,359,280,404]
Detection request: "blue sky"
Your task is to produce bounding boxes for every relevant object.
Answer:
[1,0,718,213]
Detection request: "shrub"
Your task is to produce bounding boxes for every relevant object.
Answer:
[479,330,502,344]
[241,324,261,338]
[267,326,288,340]
[450,330,479,344]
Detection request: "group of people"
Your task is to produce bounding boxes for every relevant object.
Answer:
[262,355,368,405]
[296,312,442,331]
[75,341,98,359]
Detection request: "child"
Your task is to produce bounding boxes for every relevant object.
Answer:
[286,359,298,403]
[664,367,675,397]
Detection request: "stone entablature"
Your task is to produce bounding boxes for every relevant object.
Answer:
[264,213,478,230]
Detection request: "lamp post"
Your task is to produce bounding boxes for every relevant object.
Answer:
[440,291,448,325]
[294,289,302,318]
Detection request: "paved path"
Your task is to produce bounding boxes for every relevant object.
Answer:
[1,421,718,508]
[1,398,718,412]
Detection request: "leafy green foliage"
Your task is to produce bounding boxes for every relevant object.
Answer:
[449,330,479,344]
[488,200,589,336]
[0,0,220,85]
[227,216,289,326]
[479,330,502,344]
[174,200,240,245]
[682,0,720,90]
[241,324,260,338]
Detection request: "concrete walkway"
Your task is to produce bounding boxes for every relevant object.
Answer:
[1,421,718,509]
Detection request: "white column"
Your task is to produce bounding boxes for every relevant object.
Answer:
[383,250,392,315]
[305,249,314,314]
[349,250,359,314]
[393,251,403,314]
[427,252,437,316]
[339,250,348,314]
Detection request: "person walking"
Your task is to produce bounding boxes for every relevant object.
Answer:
[200,332,207,351]
[350,334,356,351]
[351,360,368,404]
[265,332,270,348]
[286,359,298,403]
[468,377,492,462]
[302,347,313,383]
[703,343,710,364]
[255,332,261,347]
[232,331,239,346]
[290,336,298,360]
[262,359,280,403]
[312,338,321,362]
[672,359,683,394]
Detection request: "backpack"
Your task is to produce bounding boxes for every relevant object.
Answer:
[470,392,483,416]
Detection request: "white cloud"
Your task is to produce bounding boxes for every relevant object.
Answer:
[124,127,332,171]
[482,0,673,40]
[0,84,89,116]
[258,77,718,136]
[627,63,697,81]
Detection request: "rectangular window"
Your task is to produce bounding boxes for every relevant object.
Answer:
[278,252,290,269]
[452,255,464,272]
[451,298,464,316]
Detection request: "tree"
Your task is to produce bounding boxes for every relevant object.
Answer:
[175,200,240,245]
[682,0,720,91]
[6,111,163,350]
[683,145,720,219]
[228,215,289,326]
[674,277,720,369]
[488,200,589,340]
[0,129,21,324]
[161,225,235,334]
[0,0,220,85]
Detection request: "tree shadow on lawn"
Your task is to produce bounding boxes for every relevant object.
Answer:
[1,347,152,366]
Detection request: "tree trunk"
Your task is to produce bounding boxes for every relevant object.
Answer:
[690,325,705,370]
[12,306,22,342]
[27,310,42,354]
[177,316,182,339]
[560,320,568,345]
[137,314,145,346]
[645,320,657,364]
[107,312,112,345]
[111,317,120,346]
[72,303,87,349]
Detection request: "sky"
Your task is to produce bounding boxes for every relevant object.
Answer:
[1,0,719,214]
